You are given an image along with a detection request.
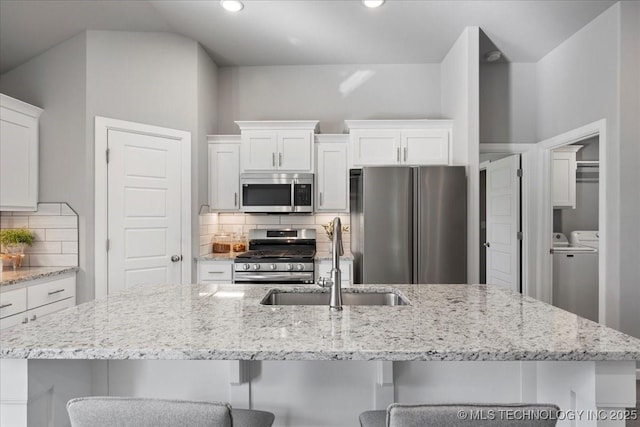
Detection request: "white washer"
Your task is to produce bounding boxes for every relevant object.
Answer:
[552,231,598,322]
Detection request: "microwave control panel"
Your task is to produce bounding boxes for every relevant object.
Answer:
[294,184,312,206]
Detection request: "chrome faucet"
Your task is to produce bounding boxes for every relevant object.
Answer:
[318,217,344,311]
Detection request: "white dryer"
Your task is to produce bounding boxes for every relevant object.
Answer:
[552,231,598,322]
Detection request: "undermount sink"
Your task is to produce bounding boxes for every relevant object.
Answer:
[260,289,409,306]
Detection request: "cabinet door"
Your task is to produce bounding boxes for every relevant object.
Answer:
[209,143,240,211]
[401,129,449,165]
[350,130,401,166]
[0,107,38,211]
[277,130,312,171]
[552,151,576,208]
[316,143,348,212]
[241,130,278,172]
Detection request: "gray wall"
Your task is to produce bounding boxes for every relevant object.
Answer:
[480,62,537,143]
[536,3,626,332]
[1,30,218,302]
[216,64,441,134]
[618,0,640,339]
[85,30,215,299]
[0,32,90,302]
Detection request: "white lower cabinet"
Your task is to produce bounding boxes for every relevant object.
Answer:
[315,136,349,212]
[197,260,234,284]
[0,273,76,330]
[315,259,353,285]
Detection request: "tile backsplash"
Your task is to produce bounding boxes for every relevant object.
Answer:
[0,203,79,267]
[199,212,350,256]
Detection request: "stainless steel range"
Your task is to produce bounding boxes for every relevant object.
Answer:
[233,229,316,284]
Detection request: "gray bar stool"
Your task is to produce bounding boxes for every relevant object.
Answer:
[67,396,275,427]
[360,403,560,427]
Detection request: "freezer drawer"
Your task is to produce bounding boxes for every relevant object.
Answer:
[552,252,598,322]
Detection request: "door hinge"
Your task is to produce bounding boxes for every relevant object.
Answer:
[517,168,523,178]
[517,232,523,240]
[106,239,110,251]
[106,149,110,164]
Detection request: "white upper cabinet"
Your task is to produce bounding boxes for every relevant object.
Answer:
[236,121,318,173]
[315,135,349,212]
[208,136,241,212]
[0,94,43,211]
[552,145,582,209]
[345,120,452,167]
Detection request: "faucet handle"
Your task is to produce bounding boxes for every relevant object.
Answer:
[317,277,333,288]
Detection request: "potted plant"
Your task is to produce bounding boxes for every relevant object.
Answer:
[0,228,34,269]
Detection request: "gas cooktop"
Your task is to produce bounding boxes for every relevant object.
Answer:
[235,249,316,260]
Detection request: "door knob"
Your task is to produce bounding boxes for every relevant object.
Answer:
[483,242,490,248]
[171,255,181,262]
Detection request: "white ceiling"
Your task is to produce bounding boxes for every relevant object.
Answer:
[0,0,616,73]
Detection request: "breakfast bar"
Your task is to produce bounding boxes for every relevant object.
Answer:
[2,283,639,426]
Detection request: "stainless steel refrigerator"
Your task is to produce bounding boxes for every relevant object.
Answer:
[350,166,467,284]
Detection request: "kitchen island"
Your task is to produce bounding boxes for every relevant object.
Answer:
[2,283,639,426]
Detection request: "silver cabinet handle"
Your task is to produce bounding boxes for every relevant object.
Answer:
[30,315,37,321]
[403,147,407,162]
[48,289,65,296]
[0,303,12,309]
[319,192,323,207]
[22,317,28,324]
[279,152,283,167]
[171,255,181,262]
[397,147,400,162]
[272,152,276,167]
[483,242,490,248]
[234,192,238,207]
[208,271,225,274]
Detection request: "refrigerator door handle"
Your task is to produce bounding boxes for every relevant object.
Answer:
[412,169,418,284]
[397,147,400,163]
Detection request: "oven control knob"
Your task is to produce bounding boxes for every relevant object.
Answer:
[242,264,250,271]
[270,264,277,270]
[286,264,293,271]
[296,264,304,271]
[252,264,260,271]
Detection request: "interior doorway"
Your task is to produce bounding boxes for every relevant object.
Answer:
[94,117,192,298]
[550,137,600,322]
[537,119,606,323]
[479,153,522,293]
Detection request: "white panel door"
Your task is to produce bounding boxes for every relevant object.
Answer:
[240,130,277,171]
[401,129,449,165]
[486,155,520,292]
[108,129,182,294]
[316,142,348,212]
[351,129,401,166]
[208,143,240,211]
[278,130,312,171]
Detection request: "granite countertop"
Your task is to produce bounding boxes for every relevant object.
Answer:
[2,283,640,361]
[0,266,78,288]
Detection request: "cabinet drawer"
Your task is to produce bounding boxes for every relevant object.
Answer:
[28,297,75,321]
[0,288,27,319]
[198,263,233,282]
[316,261,352,284]
[27,275,75,309]
[0,312,27,330]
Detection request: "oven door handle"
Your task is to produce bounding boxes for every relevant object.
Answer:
[234,273,312,282]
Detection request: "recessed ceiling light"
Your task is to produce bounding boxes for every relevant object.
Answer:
[362,0,385,8]
[220,0,244,12]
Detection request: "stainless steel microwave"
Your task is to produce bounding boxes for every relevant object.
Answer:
[240,173,314,213]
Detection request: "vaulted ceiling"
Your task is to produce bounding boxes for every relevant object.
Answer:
[0,0,616,73]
